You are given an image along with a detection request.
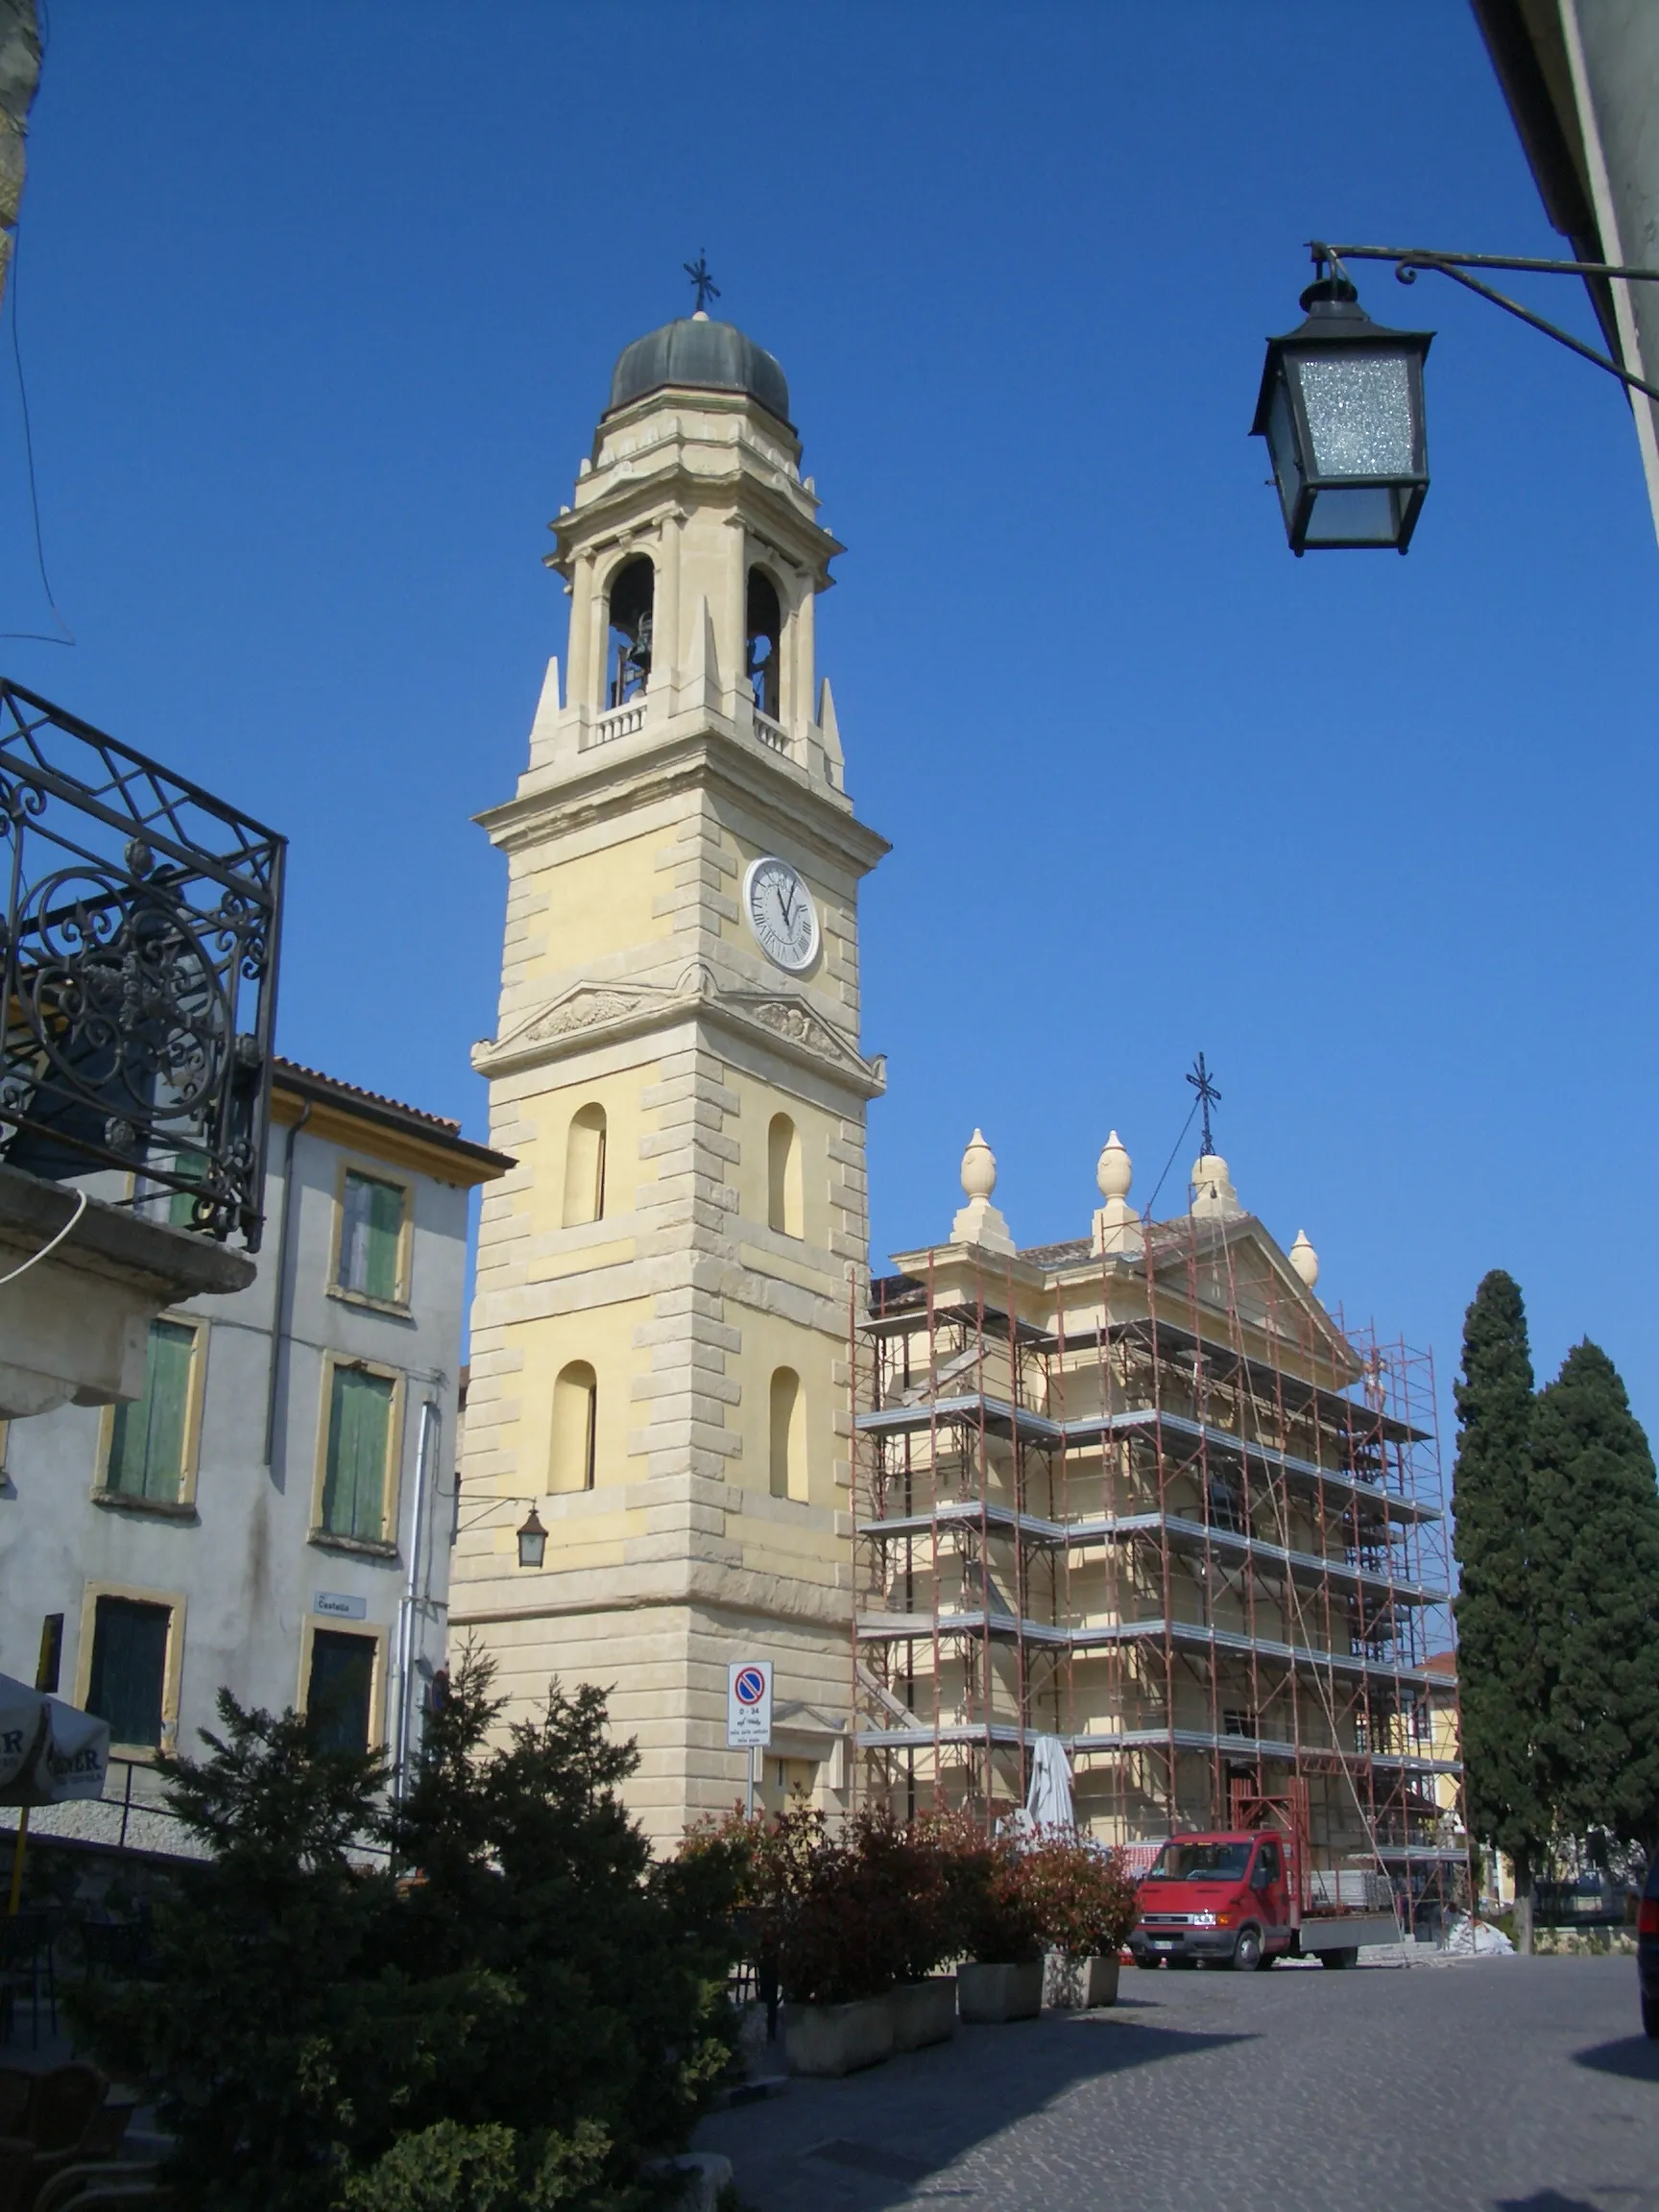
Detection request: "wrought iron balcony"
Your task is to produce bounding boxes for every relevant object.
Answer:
[0,682,285,1249]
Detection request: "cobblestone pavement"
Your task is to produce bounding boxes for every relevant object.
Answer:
[693,1957,1658,2211]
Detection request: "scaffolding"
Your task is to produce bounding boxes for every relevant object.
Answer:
[849,1199,1468,1930]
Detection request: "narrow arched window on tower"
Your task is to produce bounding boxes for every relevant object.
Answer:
[563,1102,608,1226]
[769,1366,805,1501]
[767,1112,803,1238]
[607,555,654,709]
[746,567,781,722]
[551,1360,598,1494]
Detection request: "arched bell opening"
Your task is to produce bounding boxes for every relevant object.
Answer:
[745,566,782,722]
[606,555,655,709]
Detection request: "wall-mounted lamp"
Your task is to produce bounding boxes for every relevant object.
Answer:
[517,1505,548,1570]
[1256,240,1659,554]
[1252,269,1432,554]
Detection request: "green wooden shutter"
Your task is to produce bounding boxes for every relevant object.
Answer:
[86,1597,170,1747]
[341,1172,404,1301]
[168,1147,209,1229]
[323,1365,394,1541]
[365,1177,403,1301]
[307,1630,376,1753]
[106,1320,193,1503]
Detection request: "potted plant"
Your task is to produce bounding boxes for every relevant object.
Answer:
[775,1821,902,2076]
[1021,1834,1139,2008]
[952,1826,1046,2024]
[855,1809,958,2052]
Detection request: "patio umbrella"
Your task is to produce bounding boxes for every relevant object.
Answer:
[0,1671,109,1808]
[1024,1734,1074,1832]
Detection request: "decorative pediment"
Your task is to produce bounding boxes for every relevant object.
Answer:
[524,986,642,1040]
[472,972,704,1076]
[472,967,884,1096]
[713,989,886,1097]
[1147,1213,1358,1381]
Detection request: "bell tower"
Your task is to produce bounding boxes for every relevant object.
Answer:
[453,308,889,1845]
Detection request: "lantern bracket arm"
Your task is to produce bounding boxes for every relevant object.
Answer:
[1310,241,1659,408]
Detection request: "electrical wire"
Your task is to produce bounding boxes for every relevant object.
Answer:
[2,228,74,646]
[1144,1096,1200,1219]
[0,1186,87,1286]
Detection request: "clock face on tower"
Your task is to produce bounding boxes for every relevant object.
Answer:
[742,854,820,974]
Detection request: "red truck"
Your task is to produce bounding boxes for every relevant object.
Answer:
[1127,1786,1398,1973]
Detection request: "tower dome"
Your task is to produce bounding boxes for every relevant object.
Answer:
[605,316,791,424]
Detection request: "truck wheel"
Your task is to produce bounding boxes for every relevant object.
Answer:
[1133,1954,1163,1970]
[1322,1947,1359,1970]
[1231,1926,1263,1972]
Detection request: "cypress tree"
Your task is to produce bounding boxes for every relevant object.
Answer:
[1529,1340,1659,1855]
[1451,1271,1549,1925]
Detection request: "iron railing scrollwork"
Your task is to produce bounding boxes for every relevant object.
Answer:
[0,682,286,1248]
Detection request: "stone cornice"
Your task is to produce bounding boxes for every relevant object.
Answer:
[476,728,890,879]
[450,1553,855,1634]
[551,448,841,585]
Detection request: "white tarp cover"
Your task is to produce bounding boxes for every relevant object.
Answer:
[1442,1911,1515,1957]
[0,1671,109,1807]
[1024,1734,1074,1831]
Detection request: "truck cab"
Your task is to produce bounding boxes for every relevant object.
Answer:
[1129,1830,1295,1972]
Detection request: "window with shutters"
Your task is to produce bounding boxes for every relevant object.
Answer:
[316,1359,400,1548]
[84,1593,177,1750]
[100,1318,201,1508]
[305,1627,379,1754]
[334,1167,411,1307]
[167,1146,210,1230]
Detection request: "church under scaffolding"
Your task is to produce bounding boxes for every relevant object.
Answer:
[848,1133,1467,1928]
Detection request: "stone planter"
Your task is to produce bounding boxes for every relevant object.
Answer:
[956,1960,1044,2024]
[888,1976,958,2050]
[1078,1952,1120,2008]
[1045,1950,1121,2009]
[782,1995,895,2077]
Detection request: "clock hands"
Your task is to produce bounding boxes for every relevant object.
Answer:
[745,857,813,968]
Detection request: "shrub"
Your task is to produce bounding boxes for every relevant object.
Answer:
[928,1818,1044,1967]
[71,1651,741,2212]
[686,1805,906,2006]
[1018,1836,1140,1960]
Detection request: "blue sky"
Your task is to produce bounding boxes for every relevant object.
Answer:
[3,3,1655,1447]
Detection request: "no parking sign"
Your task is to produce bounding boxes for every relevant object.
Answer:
[727,1660,773,1748]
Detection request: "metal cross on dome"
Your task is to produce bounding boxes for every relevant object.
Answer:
[684,250,720,314]
[1187,1052,1222,1158]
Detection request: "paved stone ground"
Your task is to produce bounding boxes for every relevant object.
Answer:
[694,1957,1658,2211]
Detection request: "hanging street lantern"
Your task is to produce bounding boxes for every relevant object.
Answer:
[1252,268,1433,554]
[517,1505,548,1570]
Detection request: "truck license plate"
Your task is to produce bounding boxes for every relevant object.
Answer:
[1153,1939,1174,1950]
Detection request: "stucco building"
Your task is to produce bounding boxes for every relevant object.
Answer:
[452,312,888,1846]
[0,1060,507,1848]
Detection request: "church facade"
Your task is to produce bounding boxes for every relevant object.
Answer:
[451,313,887,1846]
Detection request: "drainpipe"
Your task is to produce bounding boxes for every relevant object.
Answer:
[394,1397,441,1798]
[262,1100,311,1466]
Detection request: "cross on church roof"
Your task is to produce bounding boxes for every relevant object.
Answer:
[684,250,720,315]
[1187,1051,1222,1157]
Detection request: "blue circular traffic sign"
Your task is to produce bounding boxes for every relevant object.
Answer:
[734,1666,767,1707]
